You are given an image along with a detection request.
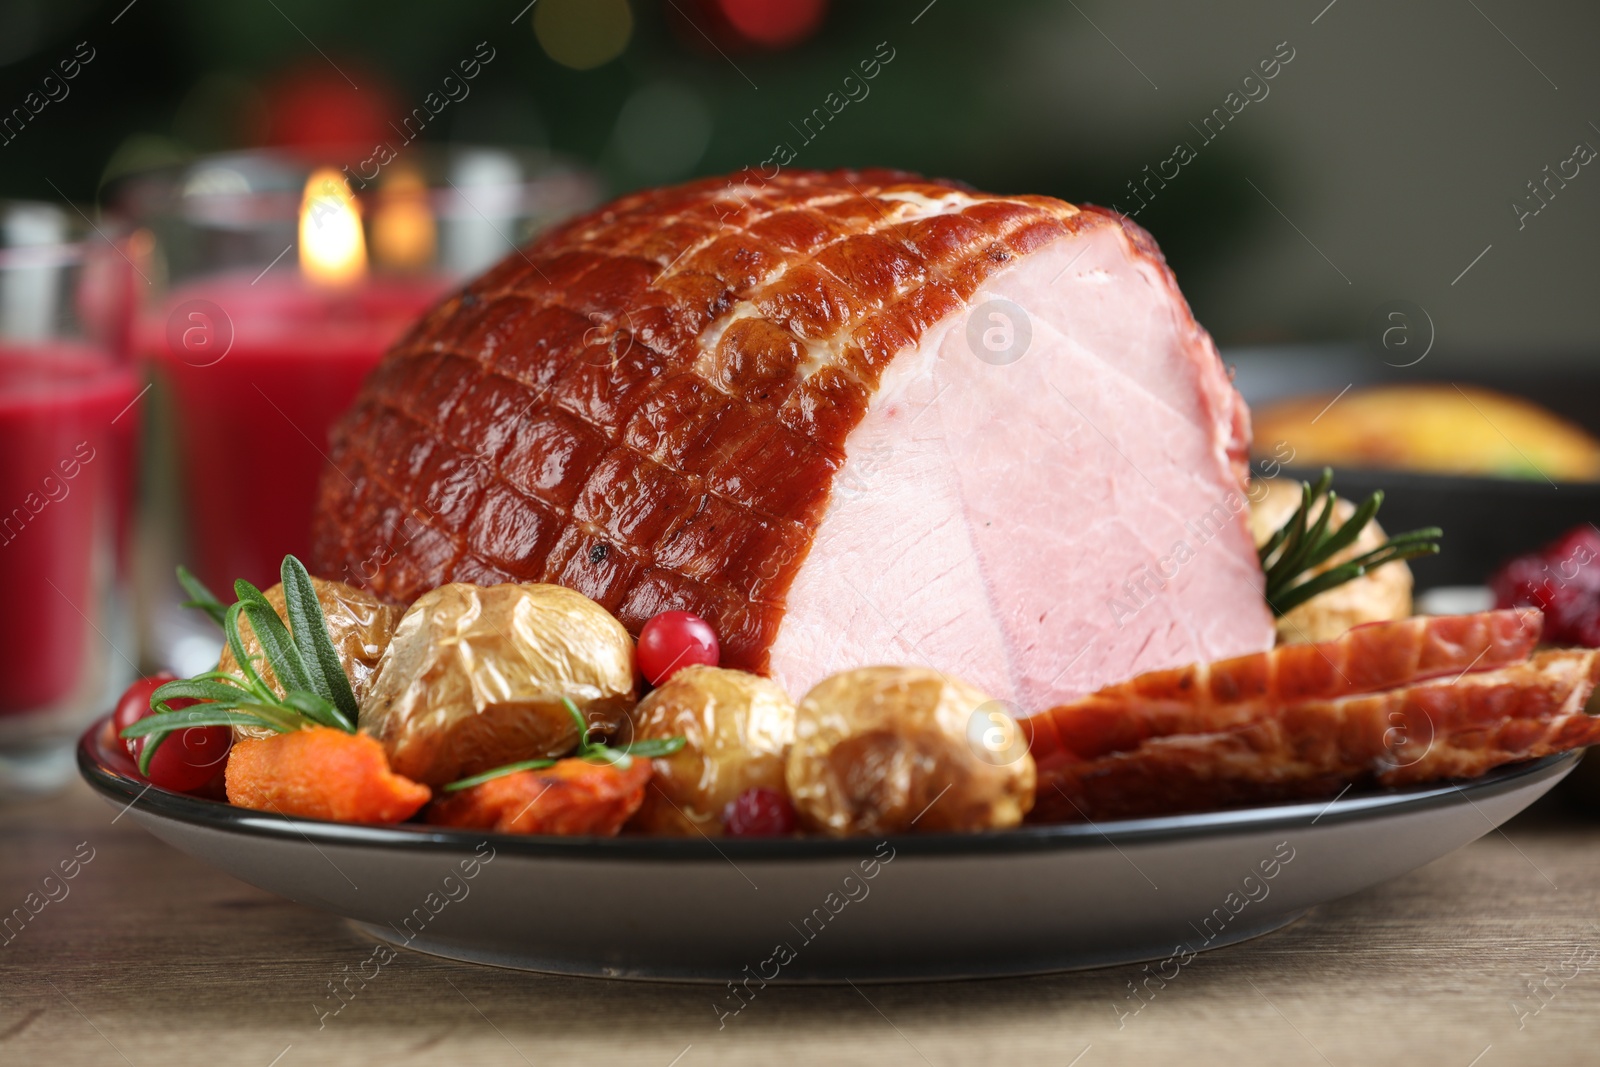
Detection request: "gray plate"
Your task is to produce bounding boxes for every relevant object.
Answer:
[78,717,1579,983]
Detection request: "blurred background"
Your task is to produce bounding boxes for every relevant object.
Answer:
[1,0,1595,357]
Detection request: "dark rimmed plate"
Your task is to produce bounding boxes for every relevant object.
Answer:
[79,716,1579,982]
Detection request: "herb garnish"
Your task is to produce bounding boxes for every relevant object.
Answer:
[120,555,359,774]
[1259,468,1442,616]
[441,696,685,792]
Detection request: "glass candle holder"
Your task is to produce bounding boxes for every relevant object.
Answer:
[109,146,599,675]
[0,200,140,796]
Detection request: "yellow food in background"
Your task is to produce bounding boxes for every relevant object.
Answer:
[1247,479,1412,644]
[1253,384,1600,482]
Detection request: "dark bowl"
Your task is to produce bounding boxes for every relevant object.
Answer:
[1279,465,1600,591]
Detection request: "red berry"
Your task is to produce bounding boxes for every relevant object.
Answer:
[722,786,797,837]
[113,673,232,794]
[1491,524,1600,647]
[137,725,233,794]
[112,674,177,759]
[637,610,719,686]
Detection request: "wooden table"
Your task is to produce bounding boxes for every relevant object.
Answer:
[4,777,1599,1067]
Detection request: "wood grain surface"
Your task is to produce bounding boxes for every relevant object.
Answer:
[3,775,1599,1067]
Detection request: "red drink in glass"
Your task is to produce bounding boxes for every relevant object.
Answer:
[147,273,444,595]
[0,347,136,714]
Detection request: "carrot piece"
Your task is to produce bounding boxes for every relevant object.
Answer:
[426,757,651,836]
[225,727,430,825]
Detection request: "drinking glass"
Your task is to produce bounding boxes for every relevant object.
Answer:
[0,200,140,795]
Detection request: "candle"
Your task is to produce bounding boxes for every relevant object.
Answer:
[145,169,448,595]
[0,345,137,714]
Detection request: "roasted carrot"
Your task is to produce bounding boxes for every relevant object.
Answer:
[225,727,430,824]
[427,757,651,835]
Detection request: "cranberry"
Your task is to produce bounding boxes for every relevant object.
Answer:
[112,674,177,759]
[1490,525,1600,647]
[722,787,797,837]
[636,610,719,686]
[113,674,232,794]
[136,726,233,794]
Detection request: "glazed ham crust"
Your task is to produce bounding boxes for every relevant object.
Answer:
[312,168,1261,694]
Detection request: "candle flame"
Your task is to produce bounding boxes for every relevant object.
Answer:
[299,168,367,287]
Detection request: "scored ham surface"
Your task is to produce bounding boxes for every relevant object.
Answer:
[312,168,1274,710]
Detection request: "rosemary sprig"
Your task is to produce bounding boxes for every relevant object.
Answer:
[121,555,358,774]
[176,565,228,627]
[1260,468,1442,617]
[441,697,686,792]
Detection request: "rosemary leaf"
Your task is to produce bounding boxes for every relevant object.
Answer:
[1310,490,1383,564]
[150,678,259,709]
[280,688,350,733]
[1257,519,1293,570]
[1339,531,1444,573]
[1270,564,1367,615]
[438,697,685,792]
[587,747,635,769]
[620,737,688,759]
[1269,479,1315,577]
[186,670,262,689]
[121,707,291,738]
[441,758,560,792]
[222,601,270,696]
[561,695,593,742]
[235,583,316,697]
[177,566,228,628]
[280,555,359,725]
[126,706,294,775]
[1258,471,1442,617]
[1274,492,1334,583]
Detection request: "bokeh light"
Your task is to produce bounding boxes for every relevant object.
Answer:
[610,81,713,182]
[371,169,437,273]
[534,0,634,71]
[718,0,827,48]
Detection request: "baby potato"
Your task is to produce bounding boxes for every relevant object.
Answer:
[627,666,796,836]
[358,583,637,787]
[215,576,404,740]
[1249,478,1413,644]
[787,667,1035,836]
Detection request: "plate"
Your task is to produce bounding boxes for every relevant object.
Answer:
[78,716,1579,983]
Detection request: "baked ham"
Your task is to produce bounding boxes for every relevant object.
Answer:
[312,169,1275,711]
[1028,636,1600,822]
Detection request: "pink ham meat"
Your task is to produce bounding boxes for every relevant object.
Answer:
[314,169,1275,710]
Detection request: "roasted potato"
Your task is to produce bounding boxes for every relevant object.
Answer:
[787,667,1035,836]
[358,583,637,787]
[1249,478,1412,644]
[626,666,796,836]
[215,576,404,740]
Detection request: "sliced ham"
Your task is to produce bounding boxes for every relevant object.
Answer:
[1031,643,1600,822]
[1024,609,1543,770]
[312,168,1274,711]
